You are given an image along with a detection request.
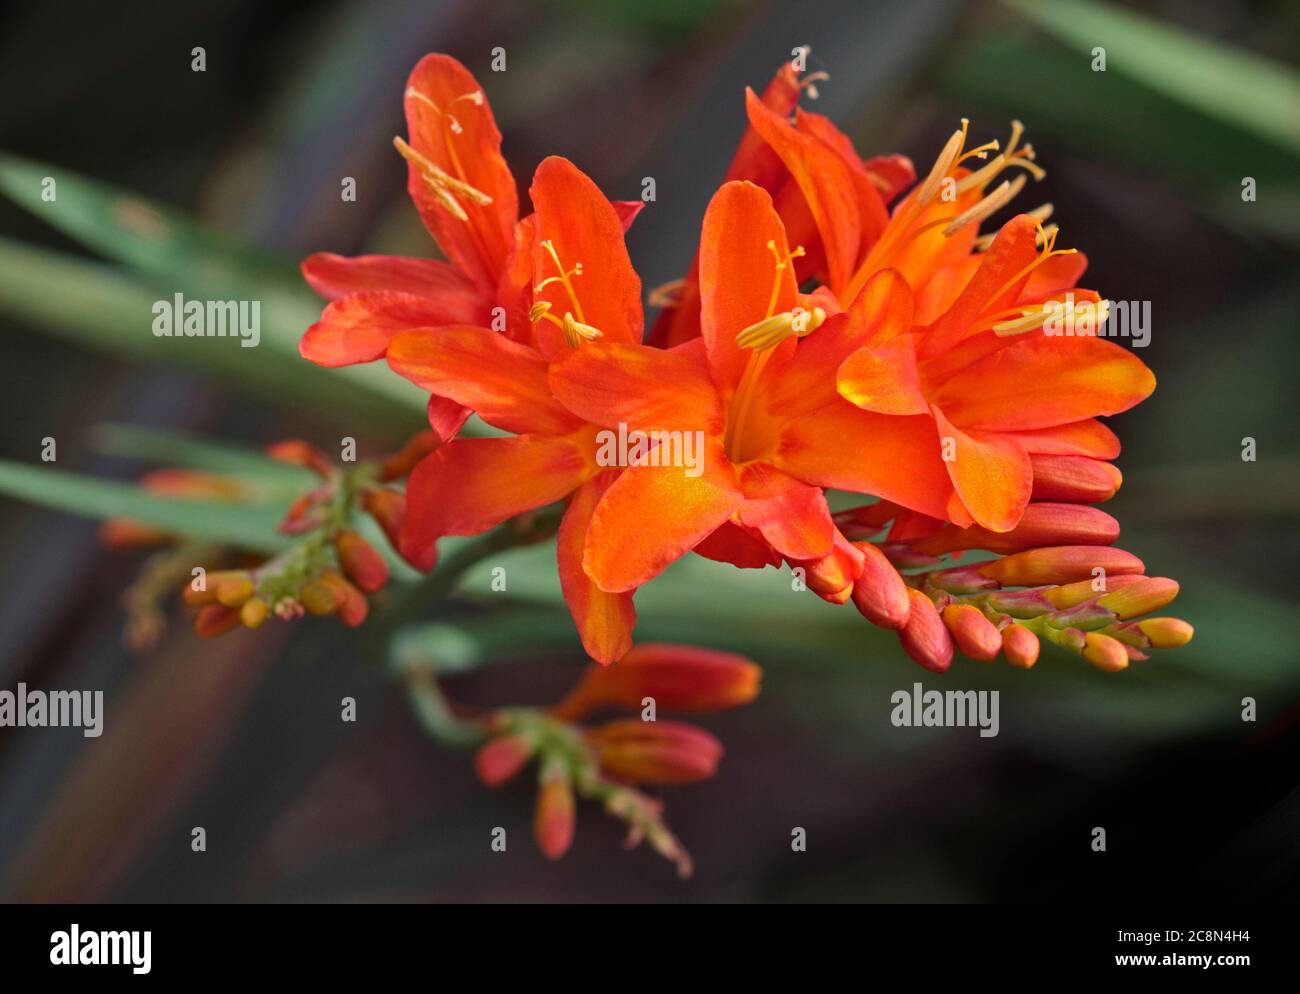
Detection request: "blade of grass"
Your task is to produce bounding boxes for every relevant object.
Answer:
[0,458,288,552]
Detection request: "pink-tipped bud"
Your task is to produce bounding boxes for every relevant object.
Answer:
[334,530,389,593]
[1097,577,1179,619]
[849,542,911,629]
[474,734,534,787]
[1030,455,1122,503]
[979,546,1144,587]
[533,769,576,861]
[1137,617,1194,648]
[586,719,723,785]
[942,604,1002,662]
[1001,624,1040,668]
[1082,632,1129,672]
[898,589,954,672]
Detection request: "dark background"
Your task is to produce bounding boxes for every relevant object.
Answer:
[0,0,1297,902]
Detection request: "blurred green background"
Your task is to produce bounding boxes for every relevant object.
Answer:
[0,0,1297,902]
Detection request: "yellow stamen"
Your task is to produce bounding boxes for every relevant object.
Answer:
[531,240,604,348]
[723,243,814,463]
[839,119,1046,306]
[392,136,492,222]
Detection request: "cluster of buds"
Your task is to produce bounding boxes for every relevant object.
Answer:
[836,497,1193,672]
[182,434,437,637]
[471,645,761,876]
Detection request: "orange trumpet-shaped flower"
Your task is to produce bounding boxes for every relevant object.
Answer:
[299,54,643,441]
[387,155,645,663]
[836,213,1154,532]
[550,179,963,596]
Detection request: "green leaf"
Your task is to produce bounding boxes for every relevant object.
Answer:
[0,458,288,553]
[0,155,431,428]
[1004,0,1300,156]
[91,423,314,491]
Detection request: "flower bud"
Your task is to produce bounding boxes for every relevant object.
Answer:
[239,597,270,629]
[1082,632,1128,672]
[942,604,1001,661]
[533,768,576,861]
[796,533,864,603]
[1096,577,1179,619]
[1030,455,1122,503]
[299,578,341,616]
[1043,573,1144,610]
[334,529,389,593]
[194,604,240,638]
[898,589,953,672]
[1136,617,1194,648]
[319,571,368,627]
[978,546,1144,587]
[215,576,255,607]
[362,488,405,548]
[474,734,534,787]
[379,430,438,481]
[550,644,761,720]
[587,719,723,785]
[1001,623,1039,669]
[849,542,910,629]
[266,439,334,478]
[915,503,1119,556]
[183,569,247,607]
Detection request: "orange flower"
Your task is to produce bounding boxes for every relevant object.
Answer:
[550,179,960,595]
[836,213,1154,531]
[300,54,642,441]
[387,155,644,663]
[651,55,915,348]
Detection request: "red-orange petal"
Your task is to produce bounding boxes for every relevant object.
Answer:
[300,291,480,367]
[529,156,643,359]
[932,336,1156,432]
[698,181,800,393]
[775,404,955,522]
[301,252,485,314]
[559,470,637,665]
[547,337,723,436]
[745,89,863,294]
[401,432,592,569]
[387,325,582,436]
[933,406,1032,533]
[403,54,517,291]
[583,438,743,593]
[737,462,834,561]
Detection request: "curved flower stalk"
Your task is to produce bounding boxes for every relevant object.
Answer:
[106,433,442,641]
[456,644,761,875]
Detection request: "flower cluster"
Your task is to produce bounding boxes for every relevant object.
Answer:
[105,434,434,641]
[298,51,1192,672]
[469,644,761,874]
